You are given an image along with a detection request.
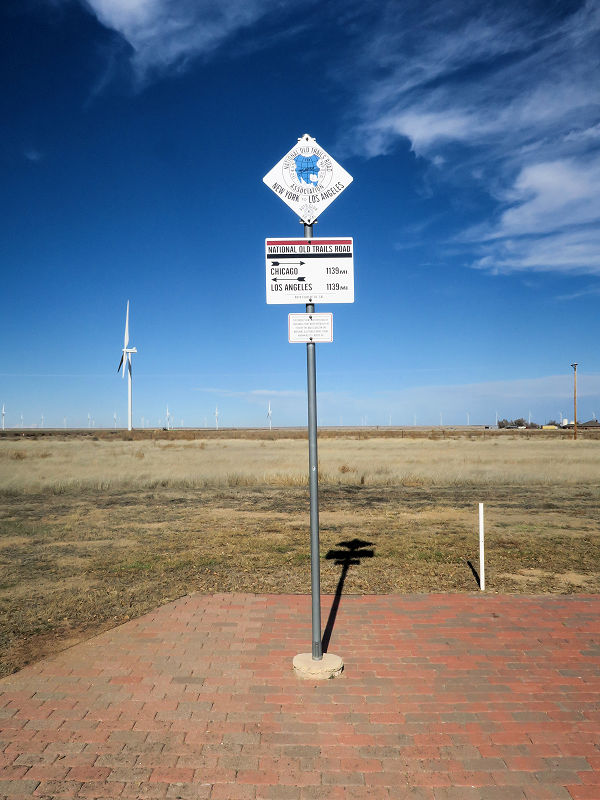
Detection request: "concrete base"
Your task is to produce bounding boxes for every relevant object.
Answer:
[293,652,344,680]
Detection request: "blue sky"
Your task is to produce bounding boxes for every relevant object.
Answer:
[1,0,599,428]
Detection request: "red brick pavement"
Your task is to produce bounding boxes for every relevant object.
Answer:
[1,593,598,799]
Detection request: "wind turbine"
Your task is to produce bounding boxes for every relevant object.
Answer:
[117,301,137,431]
[215,406,219,430]
[1,404,4,431]
[166,405,171,430]
[267,401,272,430]
[113,411,117,429]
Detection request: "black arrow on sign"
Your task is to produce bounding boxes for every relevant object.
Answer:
[270,261,305,266]
[272,276,306,282]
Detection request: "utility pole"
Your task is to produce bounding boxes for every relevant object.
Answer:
[571,363,578,440]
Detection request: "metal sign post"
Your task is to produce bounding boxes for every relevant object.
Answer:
[303,221,322,660]
[264,134,351,679]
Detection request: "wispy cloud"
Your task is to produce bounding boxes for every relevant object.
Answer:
[342,0,600,277]
[555,284,600,302]
[465,155,600,275]
[316,373,600,426]
[79,0,300,83]
[194,387,304,399]
[347,1,599,159]
[23,148,43,162]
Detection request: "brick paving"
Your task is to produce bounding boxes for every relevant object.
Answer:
[1,593,599,799]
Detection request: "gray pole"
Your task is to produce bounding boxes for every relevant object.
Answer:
[305,221,322,660]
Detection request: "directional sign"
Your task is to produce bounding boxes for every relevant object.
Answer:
[263,134,353,224]
[266,237,354,304]
[289,313,333,343]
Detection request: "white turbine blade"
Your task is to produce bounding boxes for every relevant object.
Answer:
[124,300,130,350]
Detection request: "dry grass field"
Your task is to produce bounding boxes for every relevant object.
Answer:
[0,430,598,677]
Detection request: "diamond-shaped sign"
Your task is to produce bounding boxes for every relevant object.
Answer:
[263,134,353,225]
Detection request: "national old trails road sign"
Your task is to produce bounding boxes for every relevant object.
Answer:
[265,237,354,305]
[263,134,353,225]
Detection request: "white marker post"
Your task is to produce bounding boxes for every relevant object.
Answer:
[479,503,485,591]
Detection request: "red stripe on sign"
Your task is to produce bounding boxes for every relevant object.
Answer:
[266,239,352,246]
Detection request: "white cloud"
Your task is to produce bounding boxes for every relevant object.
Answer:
[23,148,43,162]
[556,285,600,301]
[564,123,600,143]
[186,372,600,425]
[80,0,293,81]
[342,0,600,277]
[194,387,304,399]
[465,155,600,275]
[473,228,600,276]
[497,159,600,236]
[349,1,600,158]
[325,373,600,426]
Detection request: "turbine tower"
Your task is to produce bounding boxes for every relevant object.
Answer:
[215,406,219,430]
[117,300,137,431]
[166,405,171,430]
[1,404,5,431]
[267,401,272,430]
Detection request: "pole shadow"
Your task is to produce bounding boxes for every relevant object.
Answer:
[466,559,481,588]
[322,538,374,653]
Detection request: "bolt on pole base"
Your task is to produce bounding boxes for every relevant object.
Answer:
[293,652,344,680]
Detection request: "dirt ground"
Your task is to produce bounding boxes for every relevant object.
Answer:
[1,470,598,677]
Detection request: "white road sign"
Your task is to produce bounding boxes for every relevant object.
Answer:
[263,134,353,224]
[266,237,354,304]
[289,313,333,343]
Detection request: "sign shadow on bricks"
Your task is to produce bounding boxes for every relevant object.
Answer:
[322,538,374,652]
